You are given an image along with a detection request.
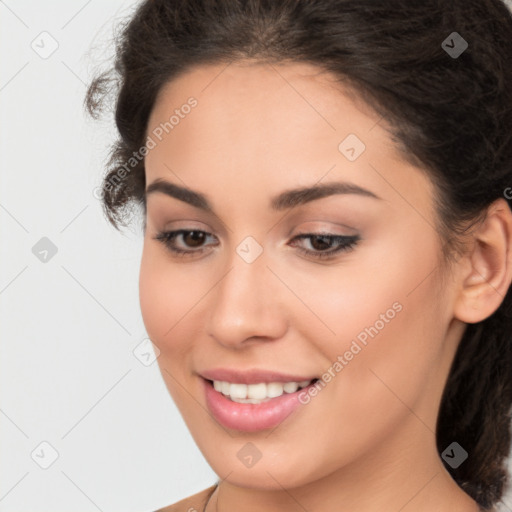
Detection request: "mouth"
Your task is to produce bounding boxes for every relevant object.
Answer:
[201,376,320,432]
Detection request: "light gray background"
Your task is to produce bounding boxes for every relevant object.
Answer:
[1,1,512,511]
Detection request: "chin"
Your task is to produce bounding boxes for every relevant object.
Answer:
[204,452,322,491]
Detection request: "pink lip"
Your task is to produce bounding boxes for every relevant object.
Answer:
[202,377,318,432]
[200,368,317,384]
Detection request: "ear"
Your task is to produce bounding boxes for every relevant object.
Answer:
[453,198,512,324]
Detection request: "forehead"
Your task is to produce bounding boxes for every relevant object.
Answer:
[144,61,434,213]
[147,60,385,147]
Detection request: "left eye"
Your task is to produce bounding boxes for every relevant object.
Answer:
[153,229,360,261]
[288,233,360,260]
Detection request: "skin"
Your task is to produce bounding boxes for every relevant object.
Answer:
[138,61,512,512]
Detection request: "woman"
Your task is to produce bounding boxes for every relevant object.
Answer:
[84,1,512,511]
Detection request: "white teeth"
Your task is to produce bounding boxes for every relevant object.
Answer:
[211,379,313,402]
[247,383,267,400]
[221,381,230,396]
[267,382,284,398]
[229,383,248,399]
[283,382,299,393]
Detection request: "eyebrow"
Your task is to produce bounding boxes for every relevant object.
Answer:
[144,178,382,213]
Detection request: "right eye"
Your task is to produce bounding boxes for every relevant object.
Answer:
[153,229,219,257]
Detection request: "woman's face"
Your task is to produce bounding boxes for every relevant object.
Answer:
[139,61,465,490]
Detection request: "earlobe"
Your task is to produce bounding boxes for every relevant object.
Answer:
[454,198,512,324]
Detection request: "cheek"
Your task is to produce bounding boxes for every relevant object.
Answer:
[298,235,445,399]
[139,246,191,346]
[139,243,219,374]
[139,249,168,341]
[138,248,201,414]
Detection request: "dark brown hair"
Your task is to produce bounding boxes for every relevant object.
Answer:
[84,0,512,509]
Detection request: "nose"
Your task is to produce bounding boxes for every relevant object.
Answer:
[206,249,288,349]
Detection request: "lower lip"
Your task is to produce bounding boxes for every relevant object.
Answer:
[202,378,316,432]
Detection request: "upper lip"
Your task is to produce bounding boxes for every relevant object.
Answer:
[200,368,318,384]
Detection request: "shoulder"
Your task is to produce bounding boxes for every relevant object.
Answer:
[153,484,218,512]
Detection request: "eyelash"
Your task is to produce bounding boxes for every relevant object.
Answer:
[153,229,360,261]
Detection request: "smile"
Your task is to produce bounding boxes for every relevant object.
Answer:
[212,379,315,403]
